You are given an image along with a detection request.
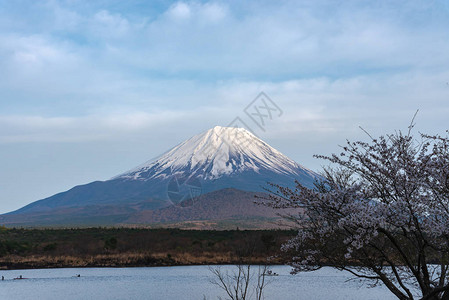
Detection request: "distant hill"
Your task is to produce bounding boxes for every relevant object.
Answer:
[0,189,299,229]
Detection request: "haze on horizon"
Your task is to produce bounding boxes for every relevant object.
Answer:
[1,0,449,214]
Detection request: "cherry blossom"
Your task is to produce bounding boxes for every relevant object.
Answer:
[262,128,449,300]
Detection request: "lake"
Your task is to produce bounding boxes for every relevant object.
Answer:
[0,265,396,299]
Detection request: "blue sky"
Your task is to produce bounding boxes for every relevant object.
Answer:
[1,0,449,213]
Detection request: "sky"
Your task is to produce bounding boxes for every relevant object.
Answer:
[0,0,449,213]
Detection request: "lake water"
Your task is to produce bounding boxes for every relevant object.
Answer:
[0,265,396,299]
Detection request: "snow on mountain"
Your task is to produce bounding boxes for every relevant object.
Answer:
[116,126,316,181]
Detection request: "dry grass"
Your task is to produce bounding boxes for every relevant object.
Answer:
[0,250,284,269]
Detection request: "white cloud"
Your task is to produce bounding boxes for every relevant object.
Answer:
[199,3,228,22]
[3,35,75,67]
[2,1,448,99]
[167,2,192,20]
[49,1,82,31]
[1,68,448,145]
[165,1,227,22]
[92,10,130,37]
[0,111,185,143]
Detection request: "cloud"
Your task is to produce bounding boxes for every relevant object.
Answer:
[165,1,228,22]
[1,67,448,145]
[11,1,444,82]
[200,2,227,22]
[167,2,192,20]
[1,0,448,105]
[92,10,131,38]
[9,35,74,67]
[0,110,189,143]
[1,0,449,213]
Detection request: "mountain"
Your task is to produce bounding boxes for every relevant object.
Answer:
[0,126,318,227]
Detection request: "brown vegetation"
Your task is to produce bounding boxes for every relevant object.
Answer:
[0,228,295,269]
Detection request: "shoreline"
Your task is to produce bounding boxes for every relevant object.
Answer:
[0,256,285,270]
[0,261,289,271]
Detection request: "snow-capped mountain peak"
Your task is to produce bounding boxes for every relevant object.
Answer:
[7,126,320,221]
[116,126,314,181]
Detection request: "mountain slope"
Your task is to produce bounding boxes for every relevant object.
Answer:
[0,189,295,229]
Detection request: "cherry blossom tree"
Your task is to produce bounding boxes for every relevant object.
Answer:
[262,127,449,300]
